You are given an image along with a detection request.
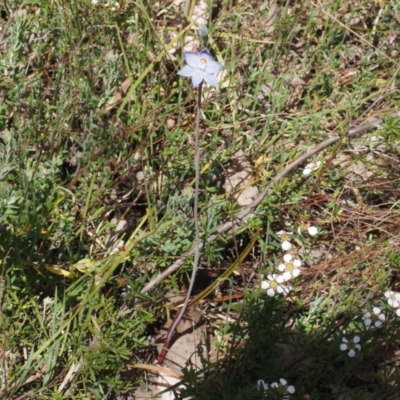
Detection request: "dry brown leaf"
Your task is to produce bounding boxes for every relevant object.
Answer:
[102,78,131,112]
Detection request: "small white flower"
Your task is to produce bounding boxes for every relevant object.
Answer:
[43,296,53,307]
[303,161,321,176]
[276,230,293,251]
[270,378,295,398]
[91,0,99,4]
[278,255,302,281]
[340,336,361,357]
[362,307,385,328]
[308,226,318,236]
[261,274,290,297]
[384,290,400,308]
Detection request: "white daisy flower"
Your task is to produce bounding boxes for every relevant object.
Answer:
[270,378,295,398]
[261,274,290,297]
[340,335,361,357]
[278,255,302,281]
[362,307,385,328]
[308,226,318,236]
[384,290,400,308]
[303,161,321,176]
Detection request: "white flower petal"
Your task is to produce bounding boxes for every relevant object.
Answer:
[374,321,382,328]
[353,335,360,343]
[282,271,292,281]
[292,269,301,278]
[184,52,200,68]
[276,274,285,284]
[206,59,222,75]
[396,309,400,317]
[308,226,318,236]
[287,385,296,394]
[257,380,268,391]
[384,290,400,306]
[363,312,371,319]
[281,241,292,251]
[278,263,286,272]
[388,298,400,308]
[364,318,372,326]
[177,65,195,77]
[303,168,312,176]
[283,253,292,263]
[191,71,205,88]
[373,307,381,314]
[203,72,219,87]
[340,343,348,351]
[267,288,275,297]
[293,258,302,268]
[261,281,269,290]
[348,349,356,357]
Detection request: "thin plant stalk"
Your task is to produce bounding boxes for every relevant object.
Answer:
[157,82,203,364]
[184,0,191,17]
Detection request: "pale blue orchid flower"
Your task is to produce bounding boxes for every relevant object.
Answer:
[177,49,222,88]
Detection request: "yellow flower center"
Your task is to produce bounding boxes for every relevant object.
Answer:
[200,58,207,64]
[280,233,291,241]
[348,341,356,350]
[270,281,278,289]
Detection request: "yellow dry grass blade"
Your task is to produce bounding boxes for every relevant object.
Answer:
[187,230,260,308]
[44,265,76,279]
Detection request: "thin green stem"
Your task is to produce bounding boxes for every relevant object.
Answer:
[157,83,202,365]
[184,0,191,17]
